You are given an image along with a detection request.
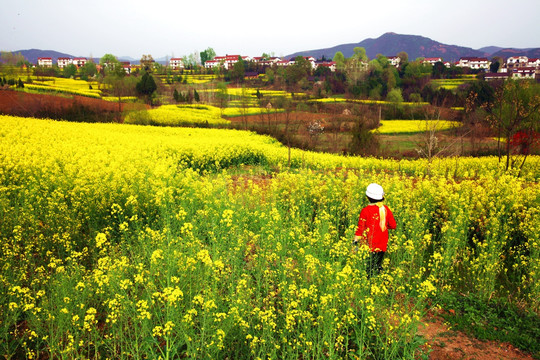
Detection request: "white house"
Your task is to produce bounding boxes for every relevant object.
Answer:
[387,56,401,67]
[507,56,528,67]
[512,67,536,79]
[527,58,540,68]
[169,58,184,70]
[121,61,131,74]
[315,61,337,72]
[38,57,53,67]
[423,57,443,66]
[73,58,87,68]
[288,56,316,69]
[205,55,251,70]
[57,57,72,69]
[485,72,509,81]
[456,57,490,70]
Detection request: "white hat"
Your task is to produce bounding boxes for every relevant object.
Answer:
[366,183,384,200]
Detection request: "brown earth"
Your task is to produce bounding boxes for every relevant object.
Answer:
[419,315,535,360]
[0,89,145,117]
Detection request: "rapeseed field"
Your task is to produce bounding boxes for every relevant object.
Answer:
[1,115,538,359]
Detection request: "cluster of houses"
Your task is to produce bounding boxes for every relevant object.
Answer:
[37,53,539,80]
[37,56,134,73]
[201,55,337,72]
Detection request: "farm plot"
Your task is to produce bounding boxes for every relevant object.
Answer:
[0,115,539,359]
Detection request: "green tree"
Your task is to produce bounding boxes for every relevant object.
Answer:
[231,56,246,83]
[81,61,97,79]
[352,47,368,62]
[397,51,409,65]
[490,56,503,73]
[333,51,345,69]
[286,56,311,87]
[63,63,78,78]
[386,88,403,103]
[136,71,157,104]
[200,47,216,66]
[216,82,228,115]
[194,89,200,102]
[100,54,123,76]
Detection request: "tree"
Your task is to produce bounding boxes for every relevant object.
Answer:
[230,56,246,83]
[200,47,216,66]
[104,73,137,114]
[100,54,123,76]
[63,63,78,78]
[140,54,155,71]
[386,88,403,103]
[333,51,345,70]
[216,82,228,115]
[136,71,157,104]
[286,56,311,87]
[490,56,503,73]
[81,61,97,79]
[194,89,200,102]
[488,80,540,172]
[183,52,200,69]
[397,51,409,65]
[239,86,250,130]
[352,47,368,62]
[0,51,26,65]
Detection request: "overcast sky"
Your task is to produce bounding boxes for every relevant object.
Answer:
[2,0,539,59]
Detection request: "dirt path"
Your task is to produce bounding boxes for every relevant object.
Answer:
[419,315,535,360]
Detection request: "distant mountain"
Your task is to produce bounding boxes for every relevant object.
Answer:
[477,46,504,55]
[286,33,540,63]
[490,48,540,60]
[11,49,77,64]
[6,50,149,65]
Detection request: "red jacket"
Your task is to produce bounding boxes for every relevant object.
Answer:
[355,204,396,252]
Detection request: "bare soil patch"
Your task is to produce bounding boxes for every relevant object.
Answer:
[419,314,535,360]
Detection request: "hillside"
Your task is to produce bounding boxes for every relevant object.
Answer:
[491,47,540,59]
[286,32,539,62]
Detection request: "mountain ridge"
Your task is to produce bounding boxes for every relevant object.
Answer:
[4,33,540,65]
[286,33,540,62]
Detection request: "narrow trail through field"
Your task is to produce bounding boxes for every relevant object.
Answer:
[419,315,535,360]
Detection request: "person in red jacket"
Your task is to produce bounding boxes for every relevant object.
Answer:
[353,183,396,276]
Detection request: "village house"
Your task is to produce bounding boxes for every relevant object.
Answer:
[288,56,317,69]
[315,61,337,72]
[512,67,536,79]
[57,57,72,69]
[528,58,540,67]
[204,55,252,70]
[387,56,401,67]
[121,61,131,74]
[423,57,443,66]
[73,58,87,68]
[456,57,490,70]
[169,58,184,70]
[507,56,529,68]
[37,57,53,67]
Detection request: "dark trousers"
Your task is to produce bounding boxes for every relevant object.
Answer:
[367,251,385,277]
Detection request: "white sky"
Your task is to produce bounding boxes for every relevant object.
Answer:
[1,0,539,59]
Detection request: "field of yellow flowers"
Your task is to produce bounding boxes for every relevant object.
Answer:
[1,115,539,359]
